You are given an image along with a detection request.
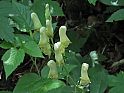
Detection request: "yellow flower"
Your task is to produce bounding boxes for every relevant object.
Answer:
[31,12,42,30]
[46,19,53,38]
[38,27,51,56]
[47,60,58,79]
[80,63,91,86]
[54,42,64,66]
[59,26,71,48]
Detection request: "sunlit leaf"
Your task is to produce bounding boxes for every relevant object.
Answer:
[11,1,33,32]
[2,48,25,78]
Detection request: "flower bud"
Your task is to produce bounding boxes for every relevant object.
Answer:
[54,42,64,66]
[90,51,98,61]
[90,51,98,67]
[39,27,51,56]
[59,26,71,48]
[47,60,58,79]
[31,12,42,30]
[46,19,53,38]
[80,63,91,86]
[45,4,52,21]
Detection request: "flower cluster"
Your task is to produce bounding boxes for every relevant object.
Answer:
[31,4,71,79]
[31,4,91,87]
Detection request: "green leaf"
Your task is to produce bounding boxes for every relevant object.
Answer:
[41,65,49,78]
[47,86,75,93]
[11,1,33,32]
[88,0,97,5]
[2,48,25,78]
[106,9,124,22]
[108,72,124,93]
[15,34,33,42]
[0,41,13,49]
[31,0,45,26]
[13,73,65,93]
[20,0,30,6]
[0,17,15,43]
[0,1,15,16]
[89,65,108,93]
[57,64,77,78]
[49,1,64,16]
[65,51,82,84]
[23,41,43,58]
[0,91,12,93]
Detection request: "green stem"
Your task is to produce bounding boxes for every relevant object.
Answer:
[30,30,33,39]
[31,57,40,76]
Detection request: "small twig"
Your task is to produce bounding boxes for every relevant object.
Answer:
[111,59,124,67]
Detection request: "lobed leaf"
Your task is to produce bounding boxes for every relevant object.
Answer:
[0,17,15,43]
[2,48,25,78]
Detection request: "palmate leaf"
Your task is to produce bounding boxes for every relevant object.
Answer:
[11,1,33,32]
[2,48,25,78]
[106,9,124,22]
[13,73,65,93]
[14,34,44,58]
[89,65,108,93]
[23,41,43,58]
[0,1,15,16]
[108,72,124,93]
[0,17,15,43]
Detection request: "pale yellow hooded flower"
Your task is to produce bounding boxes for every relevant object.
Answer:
[47,60,58,79]
[46,19,53,38]
[54,42,64,66]
[59,26,71,48]
[31,12,42,30]
[80,63,91,86]
[38,27,51,56]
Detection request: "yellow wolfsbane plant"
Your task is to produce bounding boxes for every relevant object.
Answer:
[80,63,91,86]
[46,19,53,38]
[47,60,58,79]
[54,42,64,66]
[38,27,51,56]
[59,26,71,48]
[31,12,42,30]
